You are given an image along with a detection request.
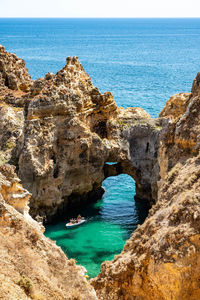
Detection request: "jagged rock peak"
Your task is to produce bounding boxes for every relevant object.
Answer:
[0,44,32,92]
[28,56,117,120]
[29,55,92,98]
[66,55,83,67]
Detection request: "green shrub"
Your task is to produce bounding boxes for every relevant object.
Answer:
[17,275,33,295]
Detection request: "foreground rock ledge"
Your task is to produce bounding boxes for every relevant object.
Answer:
[0,45,200,299]
[0,165,97,299]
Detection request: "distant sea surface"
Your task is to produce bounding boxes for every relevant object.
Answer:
[1,18,200,116]
[1,18,200,277]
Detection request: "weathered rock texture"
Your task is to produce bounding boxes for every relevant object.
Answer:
[0,104,24,165]
[0,48,162,220]
[17,56,117,219]
[105,107,164,204]
[0,45,200,300]
[0,45,32,93]
[91,76,200,299]
[0,164,97,300]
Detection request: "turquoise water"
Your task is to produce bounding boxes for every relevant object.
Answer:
[1,18,200,276]
[45,175,148,277]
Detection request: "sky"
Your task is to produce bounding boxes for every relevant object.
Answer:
[0,0,200,18]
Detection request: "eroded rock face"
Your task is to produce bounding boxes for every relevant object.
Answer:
[91,76,200,300]
[0,44,32,92]
[1,45,200,300]
[0,105,24,165]
[0,164,97,300]
[0,47,164,220]
[17,57,116,219]
[105,107,164,204]
[13,56,162,220]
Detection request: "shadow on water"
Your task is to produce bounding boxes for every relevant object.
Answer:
[49,200,102,225]
[135,201,150,224]
[91,250,117,264]
[54,231,77,241]
[121,201,149,240]
[45,174,150,277]
[62,248,85,258]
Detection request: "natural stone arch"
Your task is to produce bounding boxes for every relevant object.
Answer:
[103,110,164,207]
[103,161,146,203]
[11,56,164,222]
[1,45,200,300]
[101,172,149,228]
[0,47,165,222]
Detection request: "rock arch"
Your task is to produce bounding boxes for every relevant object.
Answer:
[18,99,163,222]
[1,45,200,300]
[0,48,164,222]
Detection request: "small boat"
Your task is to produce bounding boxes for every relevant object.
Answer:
[66,218,86,228]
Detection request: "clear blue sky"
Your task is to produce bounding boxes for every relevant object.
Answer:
[0,0,200,18]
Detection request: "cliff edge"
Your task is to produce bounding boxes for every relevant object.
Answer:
[91,79,200,299]
[0,164,97,299]
[0,45,200,299]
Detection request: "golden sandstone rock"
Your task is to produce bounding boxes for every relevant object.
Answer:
[3,49,160,220]
[0,165,97,300]
[92,65,200,300]
[0,45,200,299]
[0,45,32,92]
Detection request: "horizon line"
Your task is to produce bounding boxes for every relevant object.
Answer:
[0,17,200,19]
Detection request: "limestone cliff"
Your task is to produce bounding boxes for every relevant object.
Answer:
[17,56,117,219]
[91,76,200,300]
[0,45,32,93]
[0,47,162,220]
[0,45,200,300]
[0,164,97,300]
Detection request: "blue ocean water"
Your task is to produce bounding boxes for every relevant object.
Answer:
[1,18,200,117]
[1,18,200,277]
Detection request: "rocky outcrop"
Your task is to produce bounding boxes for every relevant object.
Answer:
[91,76,200,299]
[17,56,117,219]
[0,46,164,220]
[0,104,24,165]
[0,45,32,93]
[0,164,31,214]
[0,45,200,300]
[0,164,97,300]
[159,92,191,121]
[105,107,164,204]
[5,54,161,220]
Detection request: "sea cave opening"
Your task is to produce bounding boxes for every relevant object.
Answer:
[45,173,149,278]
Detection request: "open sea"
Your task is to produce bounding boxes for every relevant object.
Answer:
[1,18,200,277]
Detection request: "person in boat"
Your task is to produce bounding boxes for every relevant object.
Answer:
[77,214,82,222]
